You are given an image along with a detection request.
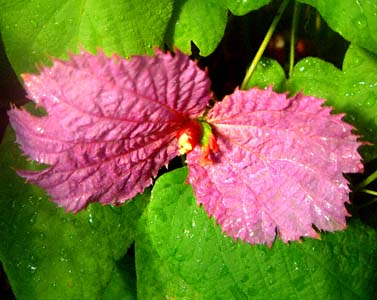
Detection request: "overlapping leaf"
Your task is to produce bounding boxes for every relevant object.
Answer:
[298,0,377,54]
[288,44,377,161]
[187,88,362,245]
[8,50,362,245]
[0,0,174,75]
[165,0,271,56]
[8,49,211,211]
[137,167,377,299]
[0,127,149,299]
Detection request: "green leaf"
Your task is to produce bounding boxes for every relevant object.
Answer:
[223,0,271,16]
[165,0,271,56]
[288,44,377,161]
[0,0,174,74]
[298,0,377,54]
[0,0,273,76]
[242,57,286,92]
[136,167,377,299]
[0,127,149,299]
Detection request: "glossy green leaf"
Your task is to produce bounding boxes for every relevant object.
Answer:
[0,0,274,76]
[0,127,149,299]
[136,167,377,299]
[298,0,377,54]
[242,57,286,92]
[288,44,377,161]
[224,0,271,16]
[165,0,271,56]
[0,0,174,74]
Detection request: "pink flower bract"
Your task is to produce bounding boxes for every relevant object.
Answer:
[9,49,363,245]
[8,49,211,212]
[187,88,362,245]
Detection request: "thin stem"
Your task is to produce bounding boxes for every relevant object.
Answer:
[241,0,290,90]
[361,189,377,197]
[355,169,377,191]
[289,1,299,78]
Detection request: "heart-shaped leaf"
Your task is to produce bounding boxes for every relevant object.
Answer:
[137,167,377,299]
[8,49,211,211]
[165,0,272,56]
[0,0,174,74]
[188,87,362,245]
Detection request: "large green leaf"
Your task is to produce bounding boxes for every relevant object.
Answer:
[165,0,271,56]
[298,0,377,54]
[0,0,274,78]
[288,44,377,161]
[0,127,149,299]
[0,0,174,74]
[136,167,377,299]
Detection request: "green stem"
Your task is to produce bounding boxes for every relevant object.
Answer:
[355,169,377,191]
[240,0,290,90]
[289,1,299,78]
[361,189,377,197]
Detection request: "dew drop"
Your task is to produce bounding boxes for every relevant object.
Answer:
[352,15,367,29]
[88,213,93,224]
[28,264,37,273]
[29,211,38,224]
[365,98,375,107]
[52,95,60,103]
[36,127,45,134]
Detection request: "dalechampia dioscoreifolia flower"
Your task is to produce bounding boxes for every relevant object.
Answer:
[8,49,363,245]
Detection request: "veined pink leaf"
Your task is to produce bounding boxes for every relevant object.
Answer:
[8,49,211,212]
[187,87,362,246]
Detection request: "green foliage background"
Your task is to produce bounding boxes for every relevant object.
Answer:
[0,0,376,299]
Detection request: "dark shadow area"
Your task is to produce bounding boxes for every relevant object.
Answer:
[113,243,137,300]
[198,1,349,100]
[0,32,26,142]
[156,155,184,180]
[0,262,15,300]
[347,159,377,229]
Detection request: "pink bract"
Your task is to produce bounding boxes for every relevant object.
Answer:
[9,49,363,245]
[8,49,211,212]
[187,88,362,246]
